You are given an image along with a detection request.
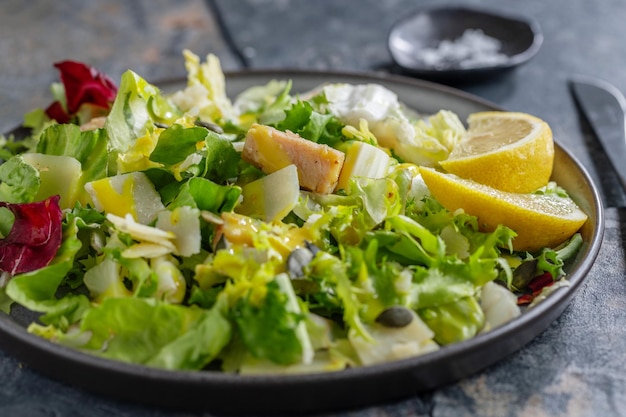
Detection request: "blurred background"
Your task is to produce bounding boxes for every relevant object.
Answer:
[2,0,624,128]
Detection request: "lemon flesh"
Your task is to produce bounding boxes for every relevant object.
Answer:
[440,112,554,194]
[419,167,587,252]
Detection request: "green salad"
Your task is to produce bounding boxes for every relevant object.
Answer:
[0,50,582,374]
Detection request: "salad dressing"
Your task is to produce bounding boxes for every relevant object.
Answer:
[89,175,137,220]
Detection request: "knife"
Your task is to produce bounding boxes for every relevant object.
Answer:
[568,75,626,192]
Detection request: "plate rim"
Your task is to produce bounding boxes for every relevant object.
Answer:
[0,68,604,414]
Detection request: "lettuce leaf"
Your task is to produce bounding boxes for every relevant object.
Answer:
[105,70,178,154]
[274,99,344,147]
[323,83,465,166]
[231,279,304,365]
[81,299,192,360]
[146,295,232,370]
[0,206,13,238]
[234,80,292,127]
[147,127,241,184]
[150,124,208,166]
[418,295,484,345]
[36,124,109,199]
[174,49,236,123]
[372,210,511,322]
[307,252,371,340]
[203,131,241,183]
[299,178,401,248]
[0,156,40,203]
[339,240,408,323]
[169,177,241,213]
[536,233,582,279]
[350,177,402,226]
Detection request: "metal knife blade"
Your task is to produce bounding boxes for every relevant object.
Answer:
[569,75,626,192]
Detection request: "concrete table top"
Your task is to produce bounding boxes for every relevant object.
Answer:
[0,1,624,416]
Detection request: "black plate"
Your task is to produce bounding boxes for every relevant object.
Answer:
[388,5,543,83]
[0,70,603,415]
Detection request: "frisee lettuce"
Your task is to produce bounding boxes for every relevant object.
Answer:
[0,51,586,374]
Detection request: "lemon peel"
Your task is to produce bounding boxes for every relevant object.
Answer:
[440,111,554,193]
[419,167,587,252]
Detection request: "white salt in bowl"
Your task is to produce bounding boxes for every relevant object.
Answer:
[388,5,543,83]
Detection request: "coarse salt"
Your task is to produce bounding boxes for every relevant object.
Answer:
[417,29,509,70]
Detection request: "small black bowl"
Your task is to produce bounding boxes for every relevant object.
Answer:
[388,5,543,83]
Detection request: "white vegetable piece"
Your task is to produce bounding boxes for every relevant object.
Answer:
[349,310,439,366]
[170,83,211,115]
[480,281,521,331]
[156,206,202,257]
[122,242,172,259]
[106,213,175,247]
[406,173,430,208]
[22,153,82,209]
[107,213,178,259]
[151,255,186,304]
[83,257,130,302]
[85,171,165,224]
[324,83,405,125]
[335,141,390,191]
[237,164,300,222]
[324,84,465,166]
[323,83,417,160]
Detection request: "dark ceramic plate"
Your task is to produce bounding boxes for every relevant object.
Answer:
[0,70,603,415]
[388,6,543,83]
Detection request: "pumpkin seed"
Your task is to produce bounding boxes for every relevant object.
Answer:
[375,306,414,328]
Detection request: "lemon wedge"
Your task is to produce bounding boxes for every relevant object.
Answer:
[440,112,554,193]
[419,167,587,252]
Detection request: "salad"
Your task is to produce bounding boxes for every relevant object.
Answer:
[0,50,584,374]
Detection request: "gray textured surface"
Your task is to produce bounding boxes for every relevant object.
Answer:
[0,1,625,416]
[0,0,238,133]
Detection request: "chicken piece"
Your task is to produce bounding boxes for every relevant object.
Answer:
[242,124,345,194]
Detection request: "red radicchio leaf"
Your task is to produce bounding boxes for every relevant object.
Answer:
[44,60,118,122]
[44,101,72,124]
[527,272,554,294]
[0,195,63,276]
[517,272,555,305]
[517,294,533,306]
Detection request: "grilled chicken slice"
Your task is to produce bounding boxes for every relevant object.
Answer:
[242,124,345,194]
